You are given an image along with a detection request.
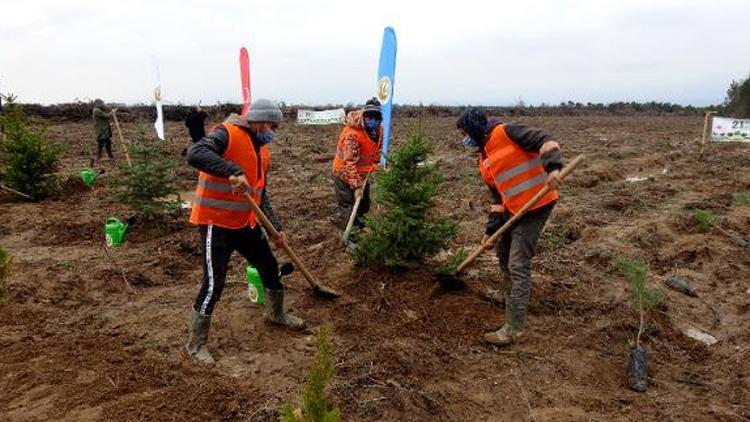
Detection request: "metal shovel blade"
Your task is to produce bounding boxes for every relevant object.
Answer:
[430,271,467,298]
[313,283,341,298]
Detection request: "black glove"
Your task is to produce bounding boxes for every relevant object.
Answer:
[485,211,507,236]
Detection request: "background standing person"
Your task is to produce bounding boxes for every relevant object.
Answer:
[92,99,116,164]
[183,105,208,156]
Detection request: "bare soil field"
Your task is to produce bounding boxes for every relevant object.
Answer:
[1,115,748,421]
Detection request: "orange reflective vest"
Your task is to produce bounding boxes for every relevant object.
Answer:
[332,126,381,177]
[189,122,270,229]
[480,124,558,215]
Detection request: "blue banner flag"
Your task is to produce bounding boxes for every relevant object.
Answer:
[376,26,397,164]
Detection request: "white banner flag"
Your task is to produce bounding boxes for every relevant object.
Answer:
[153,60,165,141]
[297,108,345,125]
[711,116,750,143]
[154,87,164,141]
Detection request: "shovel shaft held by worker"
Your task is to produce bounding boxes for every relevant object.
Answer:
[240,191,340,297]
[342,173,372,242]
[455,154,586,274]
[111,112,132,167]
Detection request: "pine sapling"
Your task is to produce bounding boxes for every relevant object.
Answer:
[354,125,457,270]
[616,257,663,347]
[692,209,716,233]
[0,94,62,200]
[615,257,663,392]
[112,126,180,223]
[280,326,341,422]
[692,209,749,247]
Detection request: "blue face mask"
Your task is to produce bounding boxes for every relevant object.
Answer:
[364,117,381,133]
[463,135,480,150]
[255,130,275,145]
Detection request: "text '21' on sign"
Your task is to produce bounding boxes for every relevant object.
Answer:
[711,116,750,143]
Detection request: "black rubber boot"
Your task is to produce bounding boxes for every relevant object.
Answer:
[185,309,215,365]
[264,288,305,330]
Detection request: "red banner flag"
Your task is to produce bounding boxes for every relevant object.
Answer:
[239,47,251,116]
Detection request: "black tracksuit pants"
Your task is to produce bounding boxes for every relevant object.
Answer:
[193,224,281,316]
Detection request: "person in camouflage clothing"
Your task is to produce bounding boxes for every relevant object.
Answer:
[92,99,117,163]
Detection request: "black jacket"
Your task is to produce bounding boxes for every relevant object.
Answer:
[185,110,208,142]
[186,114,282,231]
[483,119,562,235]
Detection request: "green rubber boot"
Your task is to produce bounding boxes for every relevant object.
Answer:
[483,295,525,346]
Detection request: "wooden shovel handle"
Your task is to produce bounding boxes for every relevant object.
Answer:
[111,111,132,167]
[456,154,585,273]
[239,190,322,290]
[342,173,372,242]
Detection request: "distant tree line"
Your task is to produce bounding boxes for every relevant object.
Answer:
[7,99,730,122]
[391,101,717,118]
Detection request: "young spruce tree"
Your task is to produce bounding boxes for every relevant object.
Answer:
[280,326,341,422]
[0,94,62,200]
[354,125,457,270]
[112,126,180,222]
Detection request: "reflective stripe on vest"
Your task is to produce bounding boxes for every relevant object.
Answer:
[193,196,252,212]
[197,179,264,197]
[198,179,233,193]
[482,124,558,214]
[189,121,270,229]
[493,157,542,185]
[503,172,548,198]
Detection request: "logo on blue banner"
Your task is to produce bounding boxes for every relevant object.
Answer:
[377,26,397,164]
[377,76,392,105]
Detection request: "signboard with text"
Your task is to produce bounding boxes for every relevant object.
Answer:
[711,116,750,143]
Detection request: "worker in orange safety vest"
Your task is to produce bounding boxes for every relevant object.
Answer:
[457,106,564,347]
[331,97,382,245]
[184,99,304,365]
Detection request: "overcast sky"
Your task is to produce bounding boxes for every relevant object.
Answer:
[1,0,748,106]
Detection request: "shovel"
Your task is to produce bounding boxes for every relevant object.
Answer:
[434,155,585,291]
[111,111,133,168]
[342,174,372,243]
[238,188,341,298]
